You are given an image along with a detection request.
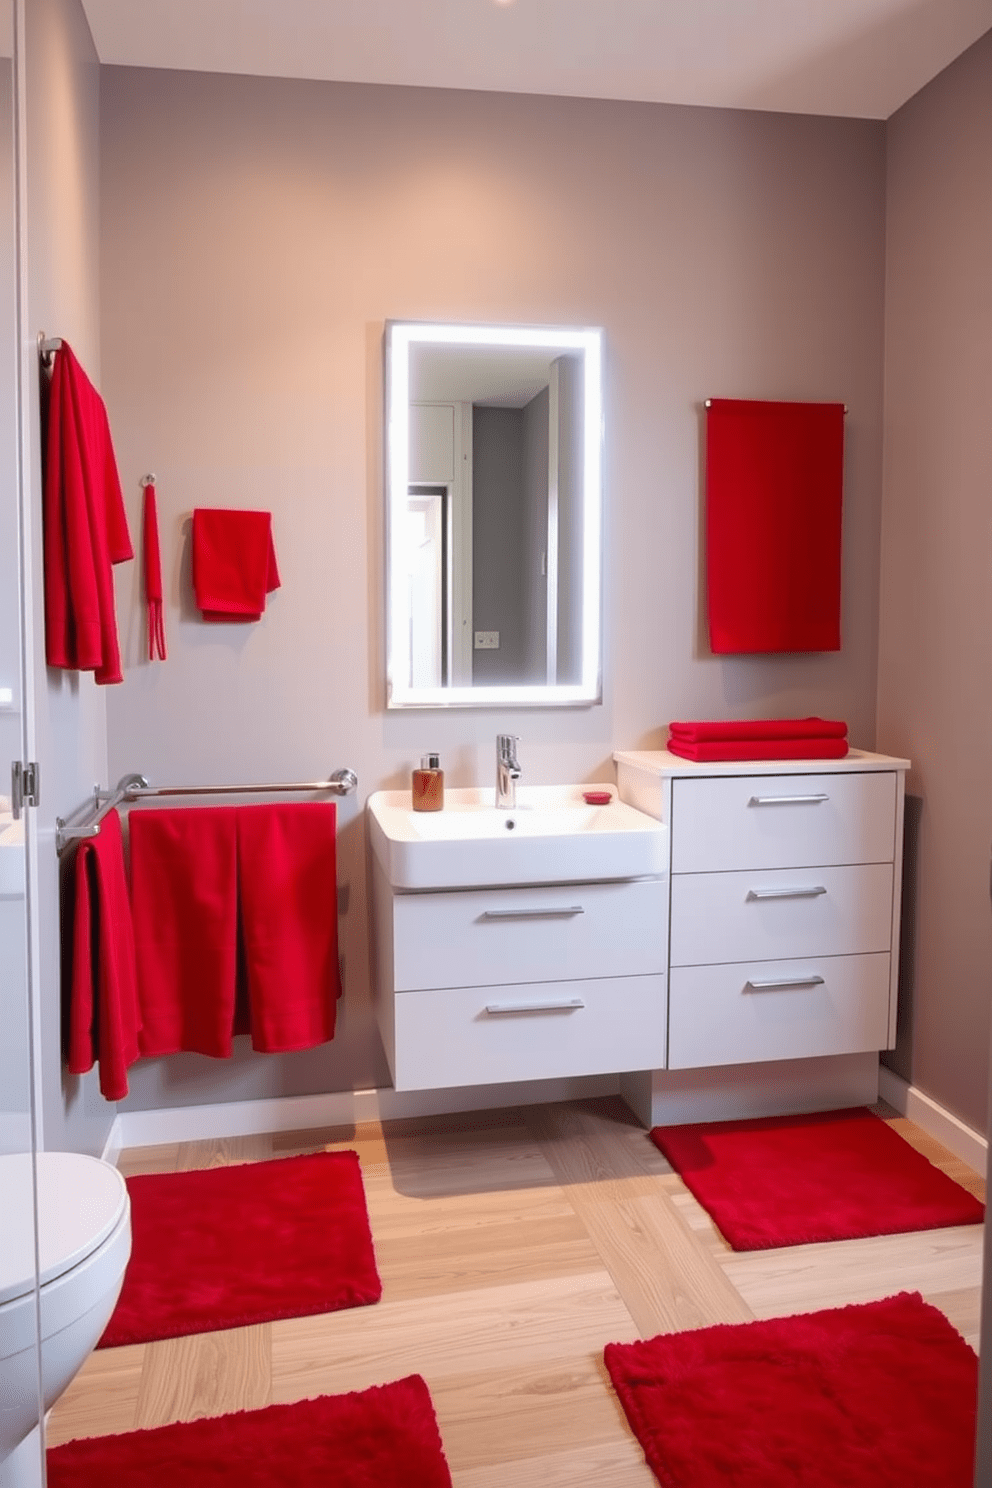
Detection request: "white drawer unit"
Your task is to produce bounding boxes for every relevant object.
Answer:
[391,974,667,1091]
[670,771,896,873]
[614,748,909,1075]
[392,878,667,992]
[369,852,670,1094]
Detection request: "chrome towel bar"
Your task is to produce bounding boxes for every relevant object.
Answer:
[55,767,359,854]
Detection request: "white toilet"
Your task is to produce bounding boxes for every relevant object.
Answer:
[0,1152,131,1487]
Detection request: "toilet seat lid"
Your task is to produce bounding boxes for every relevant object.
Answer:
[0,1152,129,1305]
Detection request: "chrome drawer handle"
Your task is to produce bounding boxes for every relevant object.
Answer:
[746,885,827,900]
[484,998,586,1015]
[480,906,585,920]
[748,793,830,806]
[744,975,825,991]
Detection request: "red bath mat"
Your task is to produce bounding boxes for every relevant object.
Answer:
[605,1292,977,1488]
[99,1151,382,1347]
[650,1106,984,1250]
[47,1374,452,1487]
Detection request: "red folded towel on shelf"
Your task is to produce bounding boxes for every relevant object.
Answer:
[669,716,848,743]
[143,478,167,661]
[129,807,240,1058]
[706,398,844,654]
[65,810,141,1101]
[237,803,343,1053]
[43,342,134,684]
[667,737,849,762]
[191,508,280,621]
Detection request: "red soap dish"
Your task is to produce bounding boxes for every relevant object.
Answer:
[583,790,613,805]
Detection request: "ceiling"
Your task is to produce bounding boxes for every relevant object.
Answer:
[79,0,992,120]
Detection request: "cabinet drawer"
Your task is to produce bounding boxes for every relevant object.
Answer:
[392,878,668,992]
[668,953,891,1069]
[392,974,667,1090]
[670,863,893,967]
[670,771,896,873]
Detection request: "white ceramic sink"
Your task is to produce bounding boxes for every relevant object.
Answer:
[0,814,25,897]
[367,785,669,889]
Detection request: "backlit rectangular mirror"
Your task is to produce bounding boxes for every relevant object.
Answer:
[385,320,603,709]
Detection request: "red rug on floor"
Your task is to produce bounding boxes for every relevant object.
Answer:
[605,1292,978,1488]
[99,1151,382,1347]
[47,1374,452,1487]
[650,1107,985,1250]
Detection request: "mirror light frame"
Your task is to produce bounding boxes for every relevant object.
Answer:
[385,320,603,709]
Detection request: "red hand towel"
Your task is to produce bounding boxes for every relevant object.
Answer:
[236,803,342,1053]
[667,737,850,762]
[43,342,133,683]
[143,480,167,661]
[706,399,844,654]
[191,508,280,621]
[129,807,239,1058]
[668,717,848,743]
[65,810,141,1101]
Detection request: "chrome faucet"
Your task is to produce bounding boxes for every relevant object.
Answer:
[496,734,521,809]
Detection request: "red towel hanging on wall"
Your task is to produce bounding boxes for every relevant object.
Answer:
[705,399,845,654]
[43,342,134,683]
[191,508,280,621]
[143,478,167,660]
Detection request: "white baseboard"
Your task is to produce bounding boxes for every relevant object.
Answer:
[105,1073,621,1155]
[878,1065,988,1178]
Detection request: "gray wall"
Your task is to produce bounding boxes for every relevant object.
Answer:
[25,0,113,1155]
[877,30,992,1134]
[95,67,888,1113]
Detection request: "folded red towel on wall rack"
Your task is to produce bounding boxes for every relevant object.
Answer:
[191,508,280,621]
[43,342,133,684]
[129,803,341,1060]
[65,810,141,1100]
[668,716,848,743]
[667,737,849,762]
[705,398,845,654]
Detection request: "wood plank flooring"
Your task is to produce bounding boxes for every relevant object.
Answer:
[46,1097,985,1484]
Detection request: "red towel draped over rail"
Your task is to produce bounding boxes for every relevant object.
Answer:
[128,803,341,1061]
[705,398,845,654]
[43,342,133,684]
[64,809,141,1100]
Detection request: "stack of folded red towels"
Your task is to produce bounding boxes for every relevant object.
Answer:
[667,717,849,762]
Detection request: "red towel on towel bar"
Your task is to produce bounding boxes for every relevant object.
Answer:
[667,737,849,762]
[129,807,239,1058]
[237,803,342,1052]
[43,343,133,683]
[705,399,844,654]
[191,508,280,621]
[65,810,141,1101]
[668,717,848,743]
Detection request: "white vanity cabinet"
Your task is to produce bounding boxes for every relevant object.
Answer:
[369,864,669,1092]
[613,749,910,1075]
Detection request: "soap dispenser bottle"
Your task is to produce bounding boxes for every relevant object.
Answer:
[412,753,444,812]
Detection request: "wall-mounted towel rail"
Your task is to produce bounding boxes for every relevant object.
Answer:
[55,767,359,854]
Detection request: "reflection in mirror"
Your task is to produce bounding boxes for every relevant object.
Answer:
[385,321,603,708]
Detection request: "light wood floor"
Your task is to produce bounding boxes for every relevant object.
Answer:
[47,1097,985,1485]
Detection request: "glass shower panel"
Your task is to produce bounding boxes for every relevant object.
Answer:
[0,0,44,1480]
